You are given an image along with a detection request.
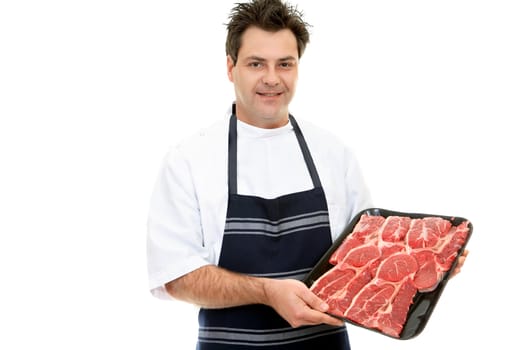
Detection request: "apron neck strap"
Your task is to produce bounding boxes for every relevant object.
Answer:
[228,107,239,195]
[228,104,322,195]
[288,114,323,189]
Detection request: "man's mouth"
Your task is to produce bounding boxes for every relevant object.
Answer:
[257,92,283,97]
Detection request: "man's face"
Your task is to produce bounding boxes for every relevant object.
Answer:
[227,26,299,128]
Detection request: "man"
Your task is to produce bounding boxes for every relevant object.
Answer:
[147,0,466,349]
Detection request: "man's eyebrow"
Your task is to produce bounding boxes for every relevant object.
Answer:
[278,56,297,62]
[245,56,266,62]
[244,55,297,62]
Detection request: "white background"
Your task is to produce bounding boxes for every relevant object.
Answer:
[1,0,523,349]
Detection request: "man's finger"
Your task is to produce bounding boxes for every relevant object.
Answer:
[300,289,329,312]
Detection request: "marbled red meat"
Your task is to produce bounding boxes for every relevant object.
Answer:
[329,215,385,264]
[310,214,469,338]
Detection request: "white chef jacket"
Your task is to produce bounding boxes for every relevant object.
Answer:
[147,107,373,299]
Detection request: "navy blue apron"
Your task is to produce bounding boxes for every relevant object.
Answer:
[197,106,350,349]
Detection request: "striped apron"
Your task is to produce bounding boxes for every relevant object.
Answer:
[197,109,350,349]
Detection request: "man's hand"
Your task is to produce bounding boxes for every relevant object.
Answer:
[262,278,344,328]
[450,249,469,278]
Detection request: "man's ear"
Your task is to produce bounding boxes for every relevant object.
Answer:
[226,55,235,82]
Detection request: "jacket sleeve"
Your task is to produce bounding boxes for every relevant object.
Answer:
[146,146,212,300]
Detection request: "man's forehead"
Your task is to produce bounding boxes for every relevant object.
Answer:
[238,27,299,60]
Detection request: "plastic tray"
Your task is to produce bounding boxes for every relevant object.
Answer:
[303,207,473,340]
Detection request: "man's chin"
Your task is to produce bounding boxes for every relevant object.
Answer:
[257,103,287,119]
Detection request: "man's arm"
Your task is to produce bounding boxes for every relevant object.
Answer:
[165,265,344,328]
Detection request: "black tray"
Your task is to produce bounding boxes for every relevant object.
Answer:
[303,207,473,340]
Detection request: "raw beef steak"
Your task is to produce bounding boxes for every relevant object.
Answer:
[310,213,469,338]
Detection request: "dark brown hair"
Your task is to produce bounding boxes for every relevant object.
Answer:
[225,0,311,65]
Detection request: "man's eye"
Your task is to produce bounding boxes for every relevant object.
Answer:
[249,62,262,68]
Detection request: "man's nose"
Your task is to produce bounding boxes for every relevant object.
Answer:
[262,67,280,86]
